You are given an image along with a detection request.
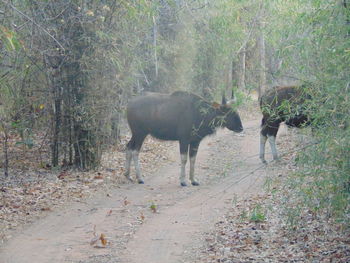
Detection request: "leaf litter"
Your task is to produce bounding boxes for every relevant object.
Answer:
[196,190,350,262]
[194,128,350,263]
[0,135,172,244]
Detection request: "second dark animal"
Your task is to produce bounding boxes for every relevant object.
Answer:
[125,91,243,186]
[259,86,311,163]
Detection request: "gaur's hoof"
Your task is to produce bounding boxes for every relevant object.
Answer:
[180,182,187,187]
[191,181,200,186]
[138,179,144,184]
[125,175,133,182]
[273,157,280,162]
[260,158,267,164]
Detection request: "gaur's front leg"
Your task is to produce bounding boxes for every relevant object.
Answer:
[133,150,144,184]
[124,148,133,181]
[179,141,189,186]
[189,142,200,186]
[259,133,268,164]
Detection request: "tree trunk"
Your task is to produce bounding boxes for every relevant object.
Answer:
[2,124,9,177]
[69,114,73,165]
[51,75,62,167]
[343,0,350,37]
[257,2,267,98]
[153,15,158,80]
[225,59,233,94]
[111,113,121,143]
[238,47,246,90]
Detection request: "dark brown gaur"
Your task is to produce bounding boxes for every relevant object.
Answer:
[124,91,243,186]
[259,86,311,163]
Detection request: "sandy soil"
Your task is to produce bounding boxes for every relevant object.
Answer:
[0,117,272,263]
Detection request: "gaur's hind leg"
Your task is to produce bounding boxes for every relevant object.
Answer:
[259,132,268,164]
[268,135,279,161]
[124,148,133,181]
[179,141,189,186]
[189,142,200,186]
[260,119,280,163]
[124,133,147,184]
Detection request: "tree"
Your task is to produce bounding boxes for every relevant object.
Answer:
[257,1,266,98]
[263,0,350,222]
[0,0,156,171]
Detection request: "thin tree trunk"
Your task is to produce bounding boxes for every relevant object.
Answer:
[111,113,121,143]
[343,0,350,37]
[238,47,246,90]
[258,16,267,98]
[153,15,158,79]
[257,0,267,98]
[225,59,233,94]
[52,79,61,167]
[69,114,73,165]
[2,125,9,177]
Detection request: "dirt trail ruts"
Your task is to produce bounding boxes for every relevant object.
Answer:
[0,118,268,263]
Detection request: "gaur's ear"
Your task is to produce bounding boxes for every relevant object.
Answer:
[212,102,221,109]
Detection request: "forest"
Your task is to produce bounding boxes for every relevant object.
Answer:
[0,0,349,262]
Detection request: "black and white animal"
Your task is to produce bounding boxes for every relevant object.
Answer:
[124,91,243,186]
[259,86,311,163]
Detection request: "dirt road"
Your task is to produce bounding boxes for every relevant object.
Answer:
[0,118,269,263]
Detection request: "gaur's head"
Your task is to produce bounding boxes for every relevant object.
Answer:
[213,94,243,133]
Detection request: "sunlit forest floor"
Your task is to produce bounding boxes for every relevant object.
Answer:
[194,167,350,262]
[191,108,350,263]
[0,135,173,243]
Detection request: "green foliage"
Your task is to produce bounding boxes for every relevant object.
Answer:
[265,0,350,224]
[0,26,22,52]
[15,138,34,149]
[149,202,157,213]
[0,0,159,170]
[239,210,248,222]
[191,0,264,99]
[231,89,247,109]
[249,204,266,223]
[293,127,350,222]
